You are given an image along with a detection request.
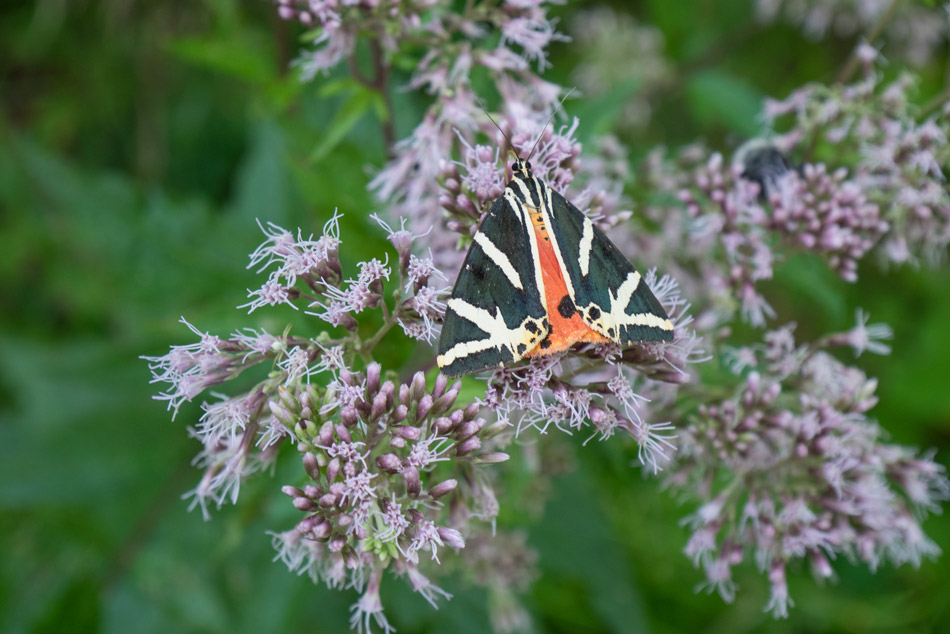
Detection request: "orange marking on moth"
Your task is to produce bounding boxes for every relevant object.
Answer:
[524,207,609,357]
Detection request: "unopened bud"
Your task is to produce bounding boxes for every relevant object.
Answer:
[410,371,426,401]
[311,520,331,540]
[472,451,509,464]
[463,401,480,421]
[293,497,317,511]
[391,404,408,424]
[393,425,421,441]
[366,362,381,396]
[340,406,359,427]
[432,373,448,399]
[456,436,481,455]
[455,419,484,440]
[318,421,334,446]
[416,394,433,420]
[334,424,352,443]
[281,485,304,498]
[303,453,321,479]
[326,457,341,481]
[434,416,456,434]
[375,453,401,473]
[328,535,346,552]
[428,479,457,499]
[370,392,389,423]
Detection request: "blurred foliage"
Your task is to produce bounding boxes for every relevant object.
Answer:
[1,0,948,632]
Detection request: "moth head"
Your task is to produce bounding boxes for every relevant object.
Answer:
[511,159,532,178]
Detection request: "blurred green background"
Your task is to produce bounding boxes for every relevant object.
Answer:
[2,1,949,632]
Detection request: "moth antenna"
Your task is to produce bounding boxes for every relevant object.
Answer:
[476,97,518,158]
[526,87,577,161]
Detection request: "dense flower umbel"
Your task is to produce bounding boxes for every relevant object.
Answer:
[764,56,950,265]
[146,215,512,630]
[273,365,510,632]
[671,322,948,617]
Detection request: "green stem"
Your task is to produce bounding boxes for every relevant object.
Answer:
[834,0,904,85]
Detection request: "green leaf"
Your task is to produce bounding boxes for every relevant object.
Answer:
[571,77,643,139]
[310,88,375,160]
[685,69,764,136]
[167,35,273,83]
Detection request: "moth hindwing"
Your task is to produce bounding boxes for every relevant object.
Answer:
[437,159,673,378]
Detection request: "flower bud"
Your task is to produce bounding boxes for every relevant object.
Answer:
[375,453,401,473]
[297,515,319,533]
[410,371,426,401]
[293,497,317,511]
[312,519,331,540]
[432,373,448,399]
[269,398,297,427]
[319,493,338,508]
[393,425,421,441]
[334,424,352,443]
[391,404,408,424]
[278,384,299,413]
[282,485,305,498]
[413,394,431,421]
[390,436,406,449]
[340,406,360,427]
[456,436,482,455]
[482,421,510,438]
[399,383,411,405]
[431,388,459,416]
[379,381,395,408]
[303,453,321,479]
[328,535,346,552]
[366,362,381,396]
[455,419,484,440]
[428,479,457,499]
[434,416,455,434]
[318,421,334,446]
[295,419,315,439]
[326,457,341,481]
[370,392,389,423]
[472,452,510,464]
[402,466,422,497]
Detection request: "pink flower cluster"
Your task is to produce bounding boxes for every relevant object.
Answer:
[674,321,947,617]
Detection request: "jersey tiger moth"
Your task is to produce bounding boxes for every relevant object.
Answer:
[437,155,674,378]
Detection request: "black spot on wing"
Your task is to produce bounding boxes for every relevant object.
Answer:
[557,295,575,319]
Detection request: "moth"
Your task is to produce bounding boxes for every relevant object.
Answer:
[437,153,674,378]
